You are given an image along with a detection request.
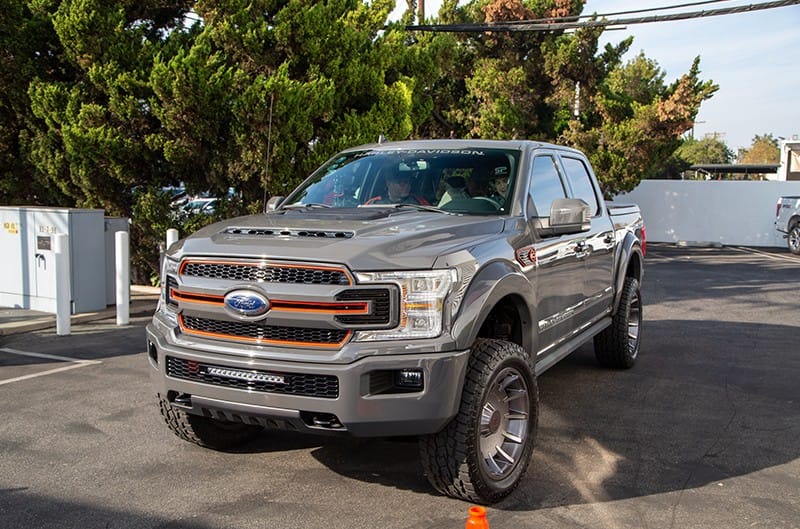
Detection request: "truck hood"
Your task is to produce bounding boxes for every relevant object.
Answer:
[173,208,506,270]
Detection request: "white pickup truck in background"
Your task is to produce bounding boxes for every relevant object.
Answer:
[775,196,800,254]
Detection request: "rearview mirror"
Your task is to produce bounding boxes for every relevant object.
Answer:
[534,198,591,237]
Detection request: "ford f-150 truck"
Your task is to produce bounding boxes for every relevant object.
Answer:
[775,195,800,254]
[147,139,645,503]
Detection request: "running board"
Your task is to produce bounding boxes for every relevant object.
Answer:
[535,317,612,375]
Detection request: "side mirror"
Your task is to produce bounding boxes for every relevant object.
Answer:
[266,195,285,212]
[534,198,591,237]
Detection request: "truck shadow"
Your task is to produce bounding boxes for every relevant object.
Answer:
[305,319,800,509]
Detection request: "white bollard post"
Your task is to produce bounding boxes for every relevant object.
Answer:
[54,233,71,336]
[166,228,179,250]
[115,230,130,326]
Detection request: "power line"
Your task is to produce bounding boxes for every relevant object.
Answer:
[503,0,731,24]
[407,0,800,33]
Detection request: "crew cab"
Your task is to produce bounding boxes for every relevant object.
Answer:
[147,139,645,503]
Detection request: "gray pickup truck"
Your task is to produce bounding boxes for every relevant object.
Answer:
[147,139,645,503]
[775,195,800,254]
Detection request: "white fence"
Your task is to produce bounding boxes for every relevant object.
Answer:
[612,180,800,248]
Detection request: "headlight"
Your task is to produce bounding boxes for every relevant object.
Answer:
[353,269,457,341]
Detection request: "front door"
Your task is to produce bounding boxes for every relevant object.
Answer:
[524,153,586,359]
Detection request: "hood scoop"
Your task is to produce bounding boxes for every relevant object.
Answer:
[223,227,354,239]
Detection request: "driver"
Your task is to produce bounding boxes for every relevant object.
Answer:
[366,173,430,205]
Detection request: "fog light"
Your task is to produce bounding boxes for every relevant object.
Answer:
[395,369,423,389]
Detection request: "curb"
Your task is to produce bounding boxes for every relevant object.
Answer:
[0,301,157,336]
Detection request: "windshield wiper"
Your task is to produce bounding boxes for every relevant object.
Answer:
[282,203,332,210]
[391,203,453,214]
[359,203,451,214]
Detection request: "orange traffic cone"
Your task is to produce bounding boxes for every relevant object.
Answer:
[465,506,489,529]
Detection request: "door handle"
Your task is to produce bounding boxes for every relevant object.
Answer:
[575,241,589,260]
[35,253,47,270]
[603,233,615,244]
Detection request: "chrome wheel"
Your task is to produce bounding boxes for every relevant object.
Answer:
[419,339,538,503]
[594,276,641,369]
[789,226,800,255]
[478,367,530,480]
[627,288,642,358]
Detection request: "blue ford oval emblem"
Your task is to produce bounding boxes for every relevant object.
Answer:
[224,290,270,317]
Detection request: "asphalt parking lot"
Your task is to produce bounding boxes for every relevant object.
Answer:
[1,245,798,529]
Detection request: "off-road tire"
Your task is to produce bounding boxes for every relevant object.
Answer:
[594,276,642,369]
[158,394,262,450]
[788,223,800,255]
[419,339,538,504]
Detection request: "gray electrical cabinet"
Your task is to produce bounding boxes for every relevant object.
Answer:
[0,206,108,314]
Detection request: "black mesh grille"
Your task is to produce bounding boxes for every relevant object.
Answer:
[182,315,349,345]
[335,289,393,325]
[181,261,349,285]
[166,356,339,398]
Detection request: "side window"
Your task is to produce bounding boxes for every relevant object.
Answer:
[529,155,567,216]
[561,156,600,216]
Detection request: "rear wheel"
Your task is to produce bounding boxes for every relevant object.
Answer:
[419,339,538,504]
[158,395,262,450]
[788,223,800,255]
[594,277,642,369]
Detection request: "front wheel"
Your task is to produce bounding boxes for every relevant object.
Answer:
[158,395,263,450]
[788,224,800,255]
[594,276,642,369]
[419,339,538,504]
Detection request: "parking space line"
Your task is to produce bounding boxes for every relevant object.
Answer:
[728,246,799,263]
[0,347,101,387]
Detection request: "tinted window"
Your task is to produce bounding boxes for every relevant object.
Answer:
[283,147,521,215]
[529,156,567,216]
[561,156,600,215]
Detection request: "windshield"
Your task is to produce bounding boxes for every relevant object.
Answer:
[283,147,521,215]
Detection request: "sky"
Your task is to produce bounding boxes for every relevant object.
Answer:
[390,0,800,151]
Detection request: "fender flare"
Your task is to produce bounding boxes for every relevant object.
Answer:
[612,232,644,315]
[450,260,535,353]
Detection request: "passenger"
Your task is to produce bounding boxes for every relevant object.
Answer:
[366,173,430,205]
[438,176,469,207]
[488,166,510,206]
[467,170,490,198]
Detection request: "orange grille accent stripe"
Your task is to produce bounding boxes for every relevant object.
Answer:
[170,289,224,305]
[270,300,369,314]
[171,289,368,314]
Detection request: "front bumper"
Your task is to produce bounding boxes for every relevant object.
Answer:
[146,321,470,437]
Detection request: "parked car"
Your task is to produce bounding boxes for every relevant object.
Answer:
[775,195,800,254]
[182,198,218,215]
[147,139,645,503]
